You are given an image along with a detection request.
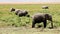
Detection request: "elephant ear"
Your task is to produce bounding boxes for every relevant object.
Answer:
[45,13,52,21]
[45,14,49,18]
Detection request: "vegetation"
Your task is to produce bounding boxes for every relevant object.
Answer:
[0,4,60,27]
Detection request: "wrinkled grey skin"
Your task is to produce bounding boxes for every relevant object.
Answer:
[42,6,48,9]
[10,8,30,17]
[32,13,53,28]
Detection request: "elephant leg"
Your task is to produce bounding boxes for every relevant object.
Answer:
[43,20,47,28]
[32,21,36,28]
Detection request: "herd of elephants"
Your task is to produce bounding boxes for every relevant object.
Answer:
[10,6,53,29]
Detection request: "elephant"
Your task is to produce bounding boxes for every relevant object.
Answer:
[10,8,15,12]
[10,8,30,17]
[42,6,48,9]
[17,10,30,17]
[32,13,53,28]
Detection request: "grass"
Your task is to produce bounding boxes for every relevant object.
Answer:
[0,4,60,27]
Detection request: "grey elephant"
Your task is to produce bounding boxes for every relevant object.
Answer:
[32,13,53,28]
[10,8,30,17]
[42,6,48,9]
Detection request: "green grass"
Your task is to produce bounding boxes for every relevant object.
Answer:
[0,4,60,27]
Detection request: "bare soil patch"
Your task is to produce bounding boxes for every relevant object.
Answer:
[0,26,60,34]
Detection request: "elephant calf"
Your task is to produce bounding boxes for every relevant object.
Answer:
[32,13,53,28]
[10,8,30,17]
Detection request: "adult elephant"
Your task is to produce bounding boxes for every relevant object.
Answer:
[10,8,30,17]
[42,6,48,9]
[32,13,53,28]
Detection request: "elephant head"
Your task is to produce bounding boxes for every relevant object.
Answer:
[45,13,53,28]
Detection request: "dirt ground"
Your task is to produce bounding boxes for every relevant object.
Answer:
[0,26,60,34]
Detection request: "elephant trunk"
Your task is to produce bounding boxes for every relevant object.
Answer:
[51,20,53,28]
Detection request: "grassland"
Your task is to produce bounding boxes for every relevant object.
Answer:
[0,4,60,27]
[0,4,60,34]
